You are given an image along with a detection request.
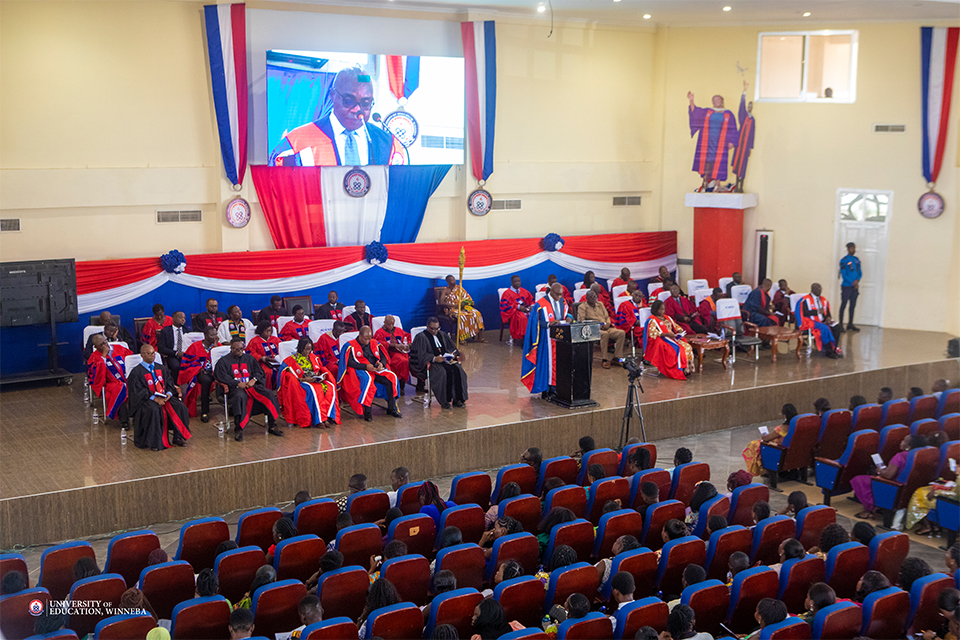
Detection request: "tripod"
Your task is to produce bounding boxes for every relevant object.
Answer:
[618,375,647,449]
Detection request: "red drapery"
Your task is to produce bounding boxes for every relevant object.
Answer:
[250,165,326,248]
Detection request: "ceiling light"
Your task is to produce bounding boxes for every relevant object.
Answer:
[722,5,732,11]
[643,13,651,18]
[614,0,622,3]
[537,4,545,11]
[803,11,811,16]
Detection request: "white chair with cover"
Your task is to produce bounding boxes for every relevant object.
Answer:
[342,305,355,318]
[276,316,295,334]
[183,332,204,347]
[278,340,298,362]
[308,320,335,342]
[694,289,712,306]
[535,283,548,294]
[612,284,629,299]
[83,325,105,349]
[731,284,752,305]
[339,331,360,349]
[535,291,547,302]
[687,279,710,295]
[718,277,734,292]
[372,315,404,333]
[647,282,660,296]
[575,282,587,290]
[656,291,671,302]
[574,288,589,303]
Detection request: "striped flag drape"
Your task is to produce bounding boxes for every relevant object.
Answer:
[920,26,959,185]
[461,21,497,183]
[204,4,248,186]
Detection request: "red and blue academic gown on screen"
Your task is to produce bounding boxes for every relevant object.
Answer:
[337,338,400,414]
[269,116,409,167]
[279,353,340,427]
[797,294,837,351]
[87,344,134,419]
[732,93,755,179]
[247,335,282,390]
[616,298,647,347]
[177,340,214,417]
[280,319,311,342]
[521,296,572,394]
[689,106,738,181]
[142,315,172,349]
[500,287,534,342]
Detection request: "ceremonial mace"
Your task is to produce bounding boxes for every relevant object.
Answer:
[456,246,465,351]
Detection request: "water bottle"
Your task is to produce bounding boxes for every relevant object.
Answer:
[120,428,127,445]
[217,420,225,437]
[92,408,99,425]
[83,378,90,406]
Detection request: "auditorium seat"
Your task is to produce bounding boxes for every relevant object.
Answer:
[449,471,492,510]
[293,498,339,543]
[544,562,599,611]
[815,429,879,506]
[586,476,630,523]
[629,469,672,507]
[26,630,78,640]
[362,602,423,639]
[173,517,230,573]
[750,516,796,565]
[641,500,686,550]
[938,440,959,481]
[346,489,390,524]
[817,409,852,461]
[301,617,359,640]
[860,586,910,639]
[878,424,910,464]
[758,618,811,640]
[705,525,753,582]
[104,530,160,587]
[593,509,644,560]
[492,464,537,502]
[234,507,281,552]
[871,446,939,527]
[0,553,28,586]
[910,418,940,438]
[138,560,196,620]
[495,576,546,628]
[498,494,542,534]
[852,403,882,431]
[545,518,595,563]
[612,597,669,639]
[335,523,383,568]
[906,572,954,635]
[316,566,369,621]
[558,611,613,639]
[577,448,620,484]
[760,413,820,489]
[656,535,706,596]
[680,579,729,637]
[938,389,960,418]
[726,567,778,634]
[669,462,711,505]
[386,514,436,558]
[39,541,95,600]
[435,543,487,590]
[68,574,126,638]
[690,495,731,539]
[423,587,484,638]
[381,554,430,605]
[544,484,588,519]
[170,595,231,640]
[93,613,156,640]
[881,398,910,428]
[941,413,960,440]
[795,505,836,549]
[536,456,579,494]
[394,481,424,515]
[909,394,938,422]
[727,483,769,526]
[500,630,548,639]
[867,531,910,584]
[272,534,324,583]
[601,548,659,600]
[617,443,657,475]
[825,542,870,599]
[438,503,485,545]
[1,587,51,640]
[250,579,306,639]
[776,555,825,613]
[213,545,265,604]
[811,601,862,640]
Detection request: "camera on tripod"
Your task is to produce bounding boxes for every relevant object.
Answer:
[622,355,644,382]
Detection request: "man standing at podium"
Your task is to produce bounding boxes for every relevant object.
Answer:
[521,283,572,398]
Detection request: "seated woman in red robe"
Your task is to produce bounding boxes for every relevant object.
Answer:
[280,305,311,341]
[616,289,648,347]
[373,315,411,395]
[247,320,282,389]
[642,300,694,381]
[279,337,340,428]
[142,303,172,348]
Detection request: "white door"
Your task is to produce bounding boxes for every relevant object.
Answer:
[833,189,891,327]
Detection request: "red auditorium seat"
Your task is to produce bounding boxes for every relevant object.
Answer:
[825,542,870,599]
[795,505,836,550]
[750,516,796,565]
[656,537,706,597]
[170,595,231,640]
[705,526,753,582]
[578,449,620,484]
[727,483,770,527]
[941,413,960,440]
[812,602,862,640]
[366,602,425,639]
[39,542,95,600]
[104,530,161,587]
[613,598,669,638]
[861,587,910,640]
[439,504,486,545]
[387,514,436,558]
[316,566,369,622]
[630,469,672,507]
[549,519,596,562]
[641,500,686,550]
[396,481,425,515]
[538,456,580,490]
[251,579,307,639]
[0,587,50,640]
[214,546,265,604]
[670,462,711,506]
[907,573,954,635]
[68,574,127,638]
[909,395,938,422]
[426,588,484,638]
[545,563,599,611]
[93,613,158,640]
[777,555,825,613]
[381,554,431,606]
[346,489,390,524]
[335,524,383,568]
[760,414,821,489]
[545,485,588,518]
[868,532,910,584]
[682,580,730,637]
[817,410,852,461]
[293,499,339,544]
[613,549,659,599]
[449,472,493,510]
[235,508,281,553]
[494,576,546,628]
[852,404,882,431]
[586,476,630,524]
[759,618,812,640]
[881,399,910,428]
[617,443,658,475]
[273,534,325,583]
[561,612,614,639]
[488,533,541,580]
[138,560,196,620]
[500,494,543,534]
[593,510,644,560]
[0,553,28,586]
[173,517,229,573]
[878,425,910,464]
[303,618,362,640]
[435,544,487,591]
[726,568,779,634]
[492,464,537,502]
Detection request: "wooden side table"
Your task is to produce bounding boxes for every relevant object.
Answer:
[756,326,803,362]
[686,335,730,372]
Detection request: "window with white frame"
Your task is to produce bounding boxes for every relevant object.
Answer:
[756,31,858,103]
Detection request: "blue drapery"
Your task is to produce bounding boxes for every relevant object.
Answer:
[380,165,451,244]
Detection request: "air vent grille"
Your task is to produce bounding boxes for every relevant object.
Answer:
[491,199,522,211]
[421,135,464,150]
[157,210,202,223]
[0,219,21,232]
[873,124,905,133]
[613,196,642,206]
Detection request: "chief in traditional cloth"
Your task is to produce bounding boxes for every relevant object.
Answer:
[280,305,311,341]
[687,90,738,186]
[316,291,346,321]
[279,337,340,428]
[500,275,533,344]
[178,326,218,420]
[664,283,710,334]
[127,344,191,450]
[732,82,755,193]
[743,279,778,327]
[611,268,636,290]
[441,275,486,343]
[772,280,796,321]
[373,315,411,394]
[616,289,648,347]
[314,320,346,380]
[344,300,372,332]
[337,326,402,422]
[247,321,283,390]
[537,274,573,306]
[258,296,289,331]
[521,284,573,398]
[214,338,284,441]
[697,288,724,333]
[142,303,172,349]
[192,298,227,332]
[87,334,133,427]
[797,283,842,359]
[643,300,693,381]
[411,317,468,409]
[218,305,255,345]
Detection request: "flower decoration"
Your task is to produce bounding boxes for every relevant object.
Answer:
[160,249,187,274]
[364,241,389,265]
[542,233,564,252]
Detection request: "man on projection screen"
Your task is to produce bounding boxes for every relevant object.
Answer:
[269,66,409,167]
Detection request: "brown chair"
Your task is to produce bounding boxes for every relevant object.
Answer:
[612,598,670,638]
[811,602,862,640]
[681,580,730,637]
[235,508,282,553]
[449,472,493,510]
[492,464,538,502]
[435,543,487,591]
[104,531,161,588]
[214,546,265,604]
[494,576,546,628]
[592,510,643,560]
[439,504,486,546]
[871,446,940,527]
[89,314,121,326]
[0,587,50,640]
[68,574,127,638]
[861,586,910,640]
[94,613,157,640]
[537,456,581,493]
[777,555,826,613]
[544,562,599,611]
[817,410,852,461]
[174,518,230,573]
[293,499,339,545]
[544,484,588,519]
[39,542,95,601]
[727,483,770,526]
[906,573,955,635]
[171,595,231,640]
[547,519,596,563]
[334,524,383,568]
[814,429,879,506]
[795,505,836,549]
[941,413,960,440]
[878,425,910,464]
[250,579,307,639]
[273,534,325,583]
[630,469,672,507]
[726,567,779,634]
[433,287,458,336]
[499,495,543,534]
[424,588,485,638]
[669,462,711,505]
[486,533,540,580]
[578,449,621,484]
[139,561,196,620]
[303,618,364,639]
[750,516,796,565]
[911,418,940,438]
[560,612,614,639]
[656,536,706,597]
[825,542,870,599]
[640,500,686,550]
[381,554,431,606]
[386,514,436,559]
[880,399,911,428]
[283,295,313,318]
[346,489,390,525]
[909,395,938,422]
[852,403,882,431]
[316,566,369,622]
[607,548,659,599]
[133,317,150,349]
[366,603,425,640]
[705,525,753,582]
[760,414,821,489]
[586,477,630,524]
[867,531,909,584]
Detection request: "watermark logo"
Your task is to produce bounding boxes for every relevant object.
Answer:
[29,599,44,616]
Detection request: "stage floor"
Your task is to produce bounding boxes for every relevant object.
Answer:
[1,326,956,501]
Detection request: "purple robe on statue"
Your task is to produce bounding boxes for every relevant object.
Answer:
[732,94,755,178]
[689,106,739,181]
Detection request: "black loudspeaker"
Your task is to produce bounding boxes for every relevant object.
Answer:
[949,337,959,358]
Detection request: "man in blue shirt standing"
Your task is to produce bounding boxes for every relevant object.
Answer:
[838,242,862,332]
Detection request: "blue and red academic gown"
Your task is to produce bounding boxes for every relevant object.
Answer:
[689,106,739,181]
[130,364,192,448]
[743,287,778,326]
[521,297,571,394]
[538,284,573,306]
[337,339,400,414]
[87,345,133,419]
[500,288,534,341]
[142,315,172,349]
[280,319,311,342]
[177,340,213,417]
[269,116,409,166]
[616,298,647,347]
[279,353,340,427]
[247,335,282,390]
[642,315,688,381]
[732,94,755,178]
[797,294,836,351]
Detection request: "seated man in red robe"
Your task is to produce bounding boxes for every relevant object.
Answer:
[664,283,709,334]
[537,274,572,306]
[279,337,339,428]
[178,326,218,421]
[798,283,842,359]
[648,277,673,304]
[373,315,411,395]
[280,305,311,341]
[616,289,648,347]
[697,288,724,333]
[772,279,795,321]
[344,300,372,331]
[611,267,635,289]
[142,303,172,349]
[500,275,533,345]
[314,320,345,381]
[338,326,402,422]
[87,334,133,428]
[246,321,282,390]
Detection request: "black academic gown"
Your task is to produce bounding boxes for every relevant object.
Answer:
[316,302,345,320]
[214,352,280,429]
[127,362,191,450]
[83,327,135,359]
[411,330,468,405]
[192,311,227,333]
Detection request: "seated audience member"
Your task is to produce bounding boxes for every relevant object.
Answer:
[809,523,849,558]
[697,288,724,333]
[742,404,798,476]
[644,300,693,380]
[898,557,933,593]
[687,482,719,528]
[357,578,401,636]
[472,599,520,638]
[665,283,709,334]
[156,310,189,382]
[779,491,808,517]
[752,501,771,524]
[215,337,284,441]
[339,326,401,421]
[624,447,652,475]
[386,467,410,508]
[948,544,959,573]
[612,267,635,289]
[743,279,778,327]
[289,595,323,639]
[83,320,131,359]
[500,275,533,345]
[813,398,831,417]
[772,280,795,319]
[574,435,596,459]
[87,334,133,428]
[283,490,311,519]
[314,320,345,380]
[725,272,744,297]
[432,527,463,573]
[659,519,688,554]
[306,550,344,592]
[33,611,68,636]
[606,571,636,622]
[486,483,521,528]
[854,570,890,604]
[481,560,523,598]
[656,265,673,284]
[705,515,728,537]
[590,282,616,319]
[931,589,960,640]
[798,283,842,358]
[1,570,26,595]
[537,508,577,558]
[848,394,868,411]
[344,300,372,331]
[539,274,573,305]
[851,521,876,546]
[247,321,282,390]
[665,603,711,640]
[279,337,339,428]
[521,447,543,475]
[335,474,367,513]
[195,568,221,600]
[368,540,407,583]
[595,535,640,589]
[908,386,925,400]
[74,557,101,581]
[218,305,255,346]
[908,460,955,535]
[727,551,750,585]
[648,276,673,304]
[441,274,486,343]
[743,598,788,640]
[148,548,168,566]
[378,508,403,542]
[193,297,227,332]
[279,305,311,341]
[616,289,649,347]
[578,289,626,368]
[316,290,346,321]
[667,565,706,610]
[412,316,468,409]
[229,607,256,638]
[536,544,578,587]
[768,538,805,575]
[128,344,191,450]
[432,569,459,600]
[258,295,289,330]
[374,315,411,394]
[800,582,836,624]
[142,303,173,349]
[89,308,135,343]
[726,470,754,495]
[418,481,455,529]
[877,387,894,405]
[265,518,298,565]
[666,447,694,477]
[850,434,925,519]
[933,378,950,398]
[480,516,524,559]
[636,627,659,640]
[178,325,218,420]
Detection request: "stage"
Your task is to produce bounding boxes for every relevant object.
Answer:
[1,326,957,548]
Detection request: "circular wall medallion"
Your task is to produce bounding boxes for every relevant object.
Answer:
[467,188,492,216]
[343,168,371,198]
[225,197,251,228]
[383,110,419,148]
[918,191,944,219]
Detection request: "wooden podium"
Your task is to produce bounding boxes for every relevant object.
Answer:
[548,322,601,408]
